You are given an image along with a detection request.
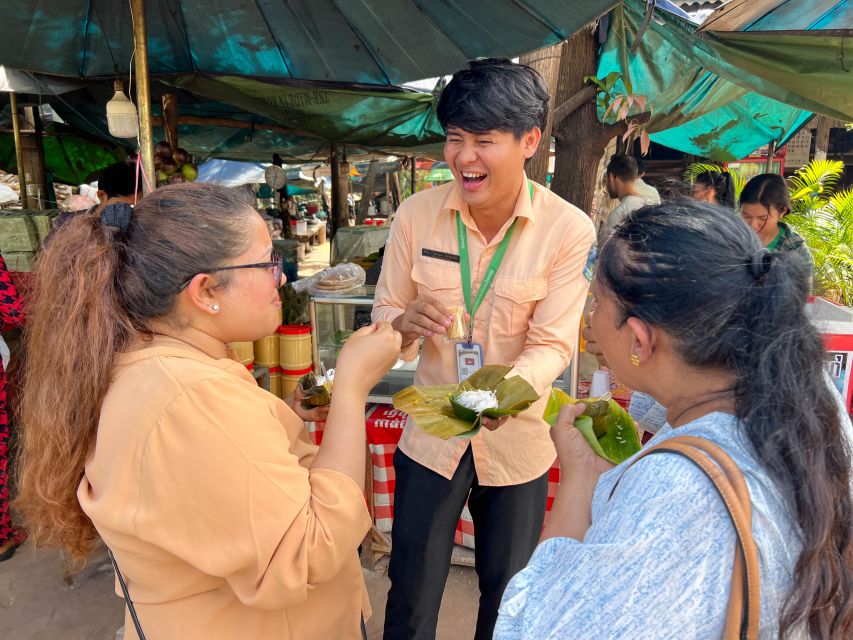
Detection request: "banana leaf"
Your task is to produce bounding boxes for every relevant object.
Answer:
[543,388,642,464]
[299,371,332,407]
[393,364,540,440]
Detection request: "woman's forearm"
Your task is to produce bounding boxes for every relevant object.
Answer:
[540,473,598,542]
[309,390,366,489]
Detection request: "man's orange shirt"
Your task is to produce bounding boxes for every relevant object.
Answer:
[373,176,595,485]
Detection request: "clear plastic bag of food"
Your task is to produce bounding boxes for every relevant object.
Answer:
[292,263,366,296]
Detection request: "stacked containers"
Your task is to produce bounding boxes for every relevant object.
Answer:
[254,332,281,397]
[278,324,312,397]
[229,341,255,369]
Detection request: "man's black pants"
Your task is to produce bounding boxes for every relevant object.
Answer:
[383,446,549,640]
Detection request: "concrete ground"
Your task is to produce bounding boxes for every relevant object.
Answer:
[0,542,479,640]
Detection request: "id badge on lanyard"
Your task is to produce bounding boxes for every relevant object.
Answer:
[453,181,532,382]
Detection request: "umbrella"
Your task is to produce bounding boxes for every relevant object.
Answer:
[696,0,853,121]
[1,1,617,85]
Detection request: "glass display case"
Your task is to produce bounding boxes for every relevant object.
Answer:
[308,286,420,403]
[308,286,578,403]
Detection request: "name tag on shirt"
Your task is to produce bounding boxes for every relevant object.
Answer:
[455,342,483,382]
[422,248,460,263]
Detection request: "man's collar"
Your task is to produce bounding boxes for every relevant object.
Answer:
[440,172,536,225]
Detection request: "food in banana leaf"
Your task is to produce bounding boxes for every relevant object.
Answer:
[543,388,642,464]
[454,389,499,413]
[299,369,335,407]
[393,364,540,440]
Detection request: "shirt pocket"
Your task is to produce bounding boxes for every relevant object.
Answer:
[411,260,463,306]
[493,276,548,337]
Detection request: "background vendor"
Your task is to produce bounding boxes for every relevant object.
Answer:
[372,58,596,640]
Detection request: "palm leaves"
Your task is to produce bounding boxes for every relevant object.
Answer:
[784,161,853,306]
[682,163,746,200]
[788,159,844,214]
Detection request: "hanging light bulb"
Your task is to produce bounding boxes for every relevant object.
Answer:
[106,80,138,138]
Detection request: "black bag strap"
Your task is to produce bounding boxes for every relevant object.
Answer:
[107,548,147,640]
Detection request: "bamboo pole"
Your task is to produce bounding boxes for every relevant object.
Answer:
[130,0,155,193]
[9,92,26,207]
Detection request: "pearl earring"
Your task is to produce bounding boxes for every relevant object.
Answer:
[211,304,220,312]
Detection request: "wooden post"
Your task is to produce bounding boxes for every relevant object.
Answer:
[814,116,830,162]
[130,0,155,193]
[765,140,777,173]
[410,155,417,195]
[162,93,179,150]
[22,106,49,209]
[9,92,26,207]
[329,144,350,239]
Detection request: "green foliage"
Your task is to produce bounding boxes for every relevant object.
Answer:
[788,159,844,214]
[784,162,853,306]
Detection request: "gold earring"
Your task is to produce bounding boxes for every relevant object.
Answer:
[630,354,640,367]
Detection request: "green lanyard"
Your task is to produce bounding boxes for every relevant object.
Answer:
[455,181,533,344]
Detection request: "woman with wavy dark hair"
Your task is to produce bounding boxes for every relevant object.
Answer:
[15,183,401,639]
[496,201,853,639]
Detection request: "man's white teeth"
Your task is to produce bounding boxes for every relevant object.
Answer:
[462,172,486,179]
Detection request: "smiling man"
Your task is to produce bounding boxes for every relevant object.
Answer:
[373,58,596,640]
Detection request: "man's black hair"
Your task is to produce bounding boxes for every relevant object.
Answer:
[436,58,549,138]
[606,154,638,182]
[98,162,138,198]
[635,157,646,175]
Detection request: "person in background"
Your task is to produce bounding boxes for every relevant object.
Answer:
[373,58,595,640]
[600,154,652,240]
[634,158,661,205]
[0,255,24,562]
[48,162,141,240]
[15,183,402,639]
[740,173,810,263]
[691,170,735,209]
[495,201,853,640]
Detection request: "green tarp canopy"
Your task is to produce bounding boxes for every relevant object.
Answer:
[0,129,126,184]
[0,0,616,85]
[598,0,815,161]
[44,77,445,163]
[168,75,446,154]
[697,0,853,122]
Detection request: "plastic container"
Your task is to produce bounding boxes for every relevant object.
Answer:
[278,324,312,370]
[282,366,313,398]
[228,341,254,367]
[590,370,610,398]
[253,334,280,367]
[296,220,308,236]
[269,368,283,398]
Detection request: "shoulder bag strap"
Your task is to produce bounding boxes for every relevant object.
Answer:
[609,435,760,640]
[107,548,148,640]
